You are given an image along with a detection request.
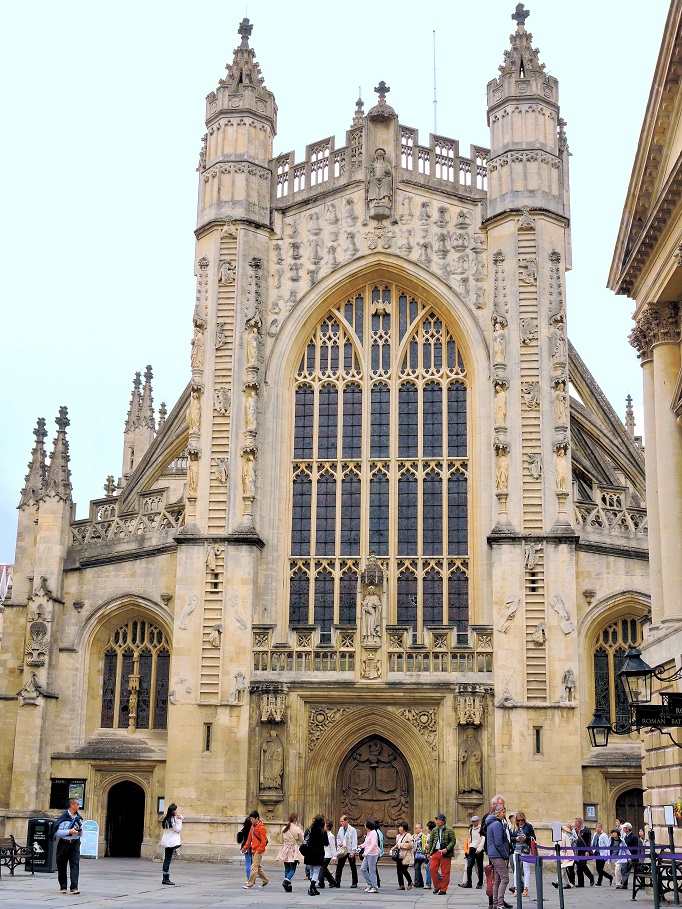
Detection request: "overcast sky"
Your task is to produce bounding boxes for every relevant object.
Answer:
[0,0,667,562]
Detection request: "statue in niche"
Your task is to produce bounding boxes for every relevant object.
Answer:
[550,594,575,635]
[367,148,393,219]
[555,446,569,491]
[325,202,339,224]
[260,729,284,791]
[188,389,201,432]
[307,211,322,234]
[191,326,205,370]
[245,318,261,367]
[520,257,537,285]
[553,379,568,425]
[562,667,576,703]
[524,542,539,570]
[495,448,509,492]
[361,585,382,645]
[187,449,200,496]
[494,381,507,426]
[550,322,567,364]
[215,457,229,484]
[241,449,256,499]
[492,318,506,365]
[459,727,483,793]
[244,387,257,434]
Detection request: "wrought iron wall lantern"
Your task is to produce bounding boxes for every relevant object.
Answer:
[587,646,682,748]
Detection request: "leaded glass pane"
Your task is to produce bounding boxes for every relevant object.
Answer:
[423,471,443,555]
[314,569,334,632]
[291,475,312,555]
[397,572,418,627]
[398,383,418,457]
[315,472,336,555]
[342,384,362,458]
[101,648,116,728]
[369,473,389,555]
[289,569,309,625]
[593,648,610,715]
[448,472,468,554]
[340,473,361,555]
[448,382,467,457]
[370,383,390,458]
[137,650,152,729]
[294,385,314,459]
[317,384,338,458]
[117,648,134,728]
[339,569,357,625]
[448,568,469,630]
[398,473,418,554]
[423,569,443,625]
[154,650,170,729]
[614,647,630,733]
[423,383,443,457]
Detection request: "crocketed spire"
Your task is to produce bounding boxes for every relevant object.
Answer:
[125,371,142,432]
[19,418,48,508]
[44,407,72,502]
[140,365,156,431]
[219,18,267,91]
[499,4,545,77]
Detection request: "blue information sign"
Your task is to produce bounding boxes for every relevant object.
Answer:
[80,820,99,859]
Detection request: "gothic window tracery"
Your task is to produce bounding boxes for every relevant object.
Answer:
[592,617,642,734]
[100,618,170,731]
[289,282,470,637]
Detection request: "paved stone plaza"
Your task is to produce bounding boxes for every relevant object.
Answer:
[0,858,661,908]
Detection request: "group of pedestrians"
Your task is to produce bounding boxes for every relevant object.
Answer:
[554,817,644,892]
[236,810,459,896]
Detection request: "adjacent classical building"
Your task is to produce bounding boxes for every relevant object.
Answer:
[0,7,650,858]
[609,0,682,841]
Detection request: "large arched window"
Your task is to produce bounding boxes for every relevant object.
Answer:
[289,283,469,638]
[100,618,170,731]
[593,616,642,734]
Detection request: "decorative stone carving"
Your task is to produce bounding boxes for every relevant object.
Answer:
[455,687,487,726]
[361,652,381,680]
[561,667,576,703]
[497,594,521,633]
[245,315,261,369]
[548,250,565,324]
[229,671,247,705]
[553,377,568,426]
[524,541,540,570]
[205,544,223,571]
[244,384,258,436]
[494,439,510,492]
[494,686,519,708]
[179,594,199,630]
[25,619,49,667]
[215,457,229,484]
[553,437,570,491]
[459,726,483,794]
[259,686,288,723]
[240,445,257,516]
[520,317,538,344]
[493,377,508,427]
[191,325,205,369]
[517,206,536,231]
[519,257,537,285]
[550,594,575,635]
[187,446,200,497]
[221,218,238,239]
[521,381,540,409]
[308,706,353,752]
[215,321,229,350]
[361,587,382,645]
[550,321,567,366]
[397,707,438,748]
[187,388,201,433]
[228,592,247,630]
[259,729,284,791]
[492,250,508,322]
[208,623,223,647]
[532,623,547,646]
[214,387,231,415]
[367,147,393,220]
[492,317,506,366]
[527,452,542,479]
[218,259,235,284]
[17,671,57,706]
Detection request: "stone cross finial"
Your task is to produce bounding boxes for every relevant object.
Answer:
[104,475,116,496]
[34,418,47,446]
[238,17,252,48]
[511,3,530,26]
[56,406,70,432]
[133,371,142,391]
[144,364,153,382]
[374,81,390,102]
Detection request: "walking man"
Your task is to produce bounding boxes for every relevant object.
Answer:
[428,812,456,895]
[242,810,270,889]
[572,816,595,887]
[335,815,358,888]
[54,797,83,895]
[592,823,613,885]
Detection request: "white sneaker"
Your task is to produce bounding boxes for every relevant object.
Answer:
[365,886,372,891]
[242,884,253,889]
[368,886,378,892]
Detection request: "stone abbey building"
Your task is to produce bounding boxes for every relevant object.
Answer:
[0,7,651,858]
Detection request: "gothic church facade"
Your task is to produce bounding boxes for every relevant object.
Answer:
[0,8,650,857]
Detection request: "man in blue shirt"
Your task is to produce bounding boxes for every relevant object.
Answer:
[53,797,83,894]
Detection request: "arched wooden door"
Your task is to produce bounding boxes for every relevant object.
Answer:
[615,788,644,830]
[336,736,413,849]
[105,780,145,857]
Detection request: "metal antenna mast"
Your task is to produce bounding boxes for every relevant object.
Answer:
[433,30,437,134]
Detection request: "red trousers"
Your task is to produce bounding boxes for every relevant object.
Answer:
[429,852,452,892]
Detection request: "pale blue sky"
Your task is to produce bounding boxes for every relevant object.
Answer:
[0,0,667,561]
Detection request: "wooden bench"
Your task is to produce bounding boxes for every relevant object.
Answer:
[0,835,32,878]
[632,850,682,901]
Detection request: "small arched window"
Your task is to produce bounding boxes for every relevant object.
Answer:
[593,617,642,734]
[100,618,170,731]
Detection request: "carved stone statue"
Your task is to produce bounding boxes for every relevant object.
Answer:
[188,389,201,432]
[459,726,483,793]
[553,380,568,425]
[241,449,256,499]
[187,449,200,496]
[550,322,567,363]
[495,448,509,492]
[244,387,257,434]
[245,319,260,367]
[361,586,382,644]
[367,148,393,219]
[492,318,506,365]
[494,381,507,427]
[218,259,235,284]
[555,446,569,491]
[191,326,205,370]
[562,667,576,703]
[497,594,520,633]
[260,729,284,790]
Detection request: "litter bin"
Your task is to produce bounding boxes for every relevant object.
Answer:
[26,818,57,872]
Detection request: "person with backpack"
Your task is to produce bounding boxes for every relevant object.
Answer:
[459,815,485,889]
[53,797,83,895]
[300,814,327,896]
[276,812,304,892]
[236,816,253,883]
[242,810,270,889]
[159,803,183,886]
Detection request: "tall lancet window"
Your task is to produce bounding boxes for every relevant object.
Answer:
[289,283,470,639]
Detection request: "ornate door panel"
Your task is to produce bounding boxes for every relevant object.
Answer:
[337,736,412,848]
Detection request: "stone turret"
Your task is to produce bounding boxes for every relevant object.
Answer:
[198,18,277,230]
[11,419,48,604]
[121,367,156,483]
[486,3,568,223]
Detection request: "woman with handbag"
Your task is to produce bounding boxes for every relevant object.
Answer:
[317,820,340,888]
[413,823,428,888]
[300,814,327,896]
[159,803,183,886]
[276,813,304,892]
[359,819,380,893]
[510,811,536,897]
[393,822,414,890]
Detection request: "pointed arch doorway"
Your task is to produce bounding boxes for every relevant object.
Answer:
[337,736,413,849]
[105,780,145,857]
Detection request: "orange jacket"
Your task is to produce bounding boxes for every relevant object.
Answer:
[244,821,268,854]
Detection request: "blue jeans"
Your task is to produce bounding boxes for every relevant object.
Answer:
[244,851,252,880]
[162,847,175,873]
[361,854,378,888]
[284,861,297,880]
[308,864,321,883]
[425,858,432,887]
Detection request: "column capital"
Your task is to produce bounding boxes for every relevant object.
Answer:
[630,302,681,362]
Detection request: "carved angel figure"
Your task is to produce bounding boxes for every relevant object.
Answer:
[497,594,520,633]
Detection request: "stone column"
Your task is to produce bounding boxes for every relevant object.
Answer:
[643,356,664,626]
